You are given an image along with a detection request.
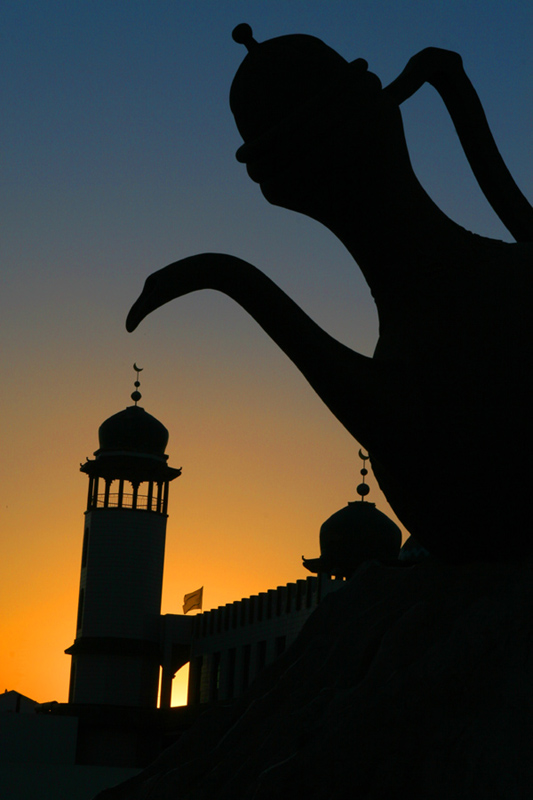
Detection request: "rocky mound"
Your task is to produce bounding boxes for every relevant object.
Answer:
[96,560,533,799]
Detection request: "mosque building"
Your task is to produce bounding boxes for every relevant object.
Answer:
[3,369,406,776]
[66,370,344,716]
[66,369,405,718]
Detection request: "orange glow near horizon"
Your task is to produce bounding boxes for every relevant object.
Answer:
[1,367,405,706]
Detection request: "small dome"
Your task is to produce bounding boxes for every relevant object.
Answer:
[97,405,169,456]
[303,501,402,578]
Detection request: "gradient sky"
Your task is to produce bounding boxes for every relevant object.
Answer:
[2,1,532,707]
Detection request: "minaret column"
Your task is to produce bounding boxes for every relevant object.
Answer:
[66,367,182,708]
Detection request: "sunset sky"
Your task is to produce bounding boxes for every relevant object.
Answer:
[2,1,532,707]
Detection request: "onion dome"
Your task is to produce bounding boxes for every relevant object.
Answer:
[303,450,401,578]
[97,406,168,457]
[80,365,181,484]
[303,501,402,579]
[96,365,168,456]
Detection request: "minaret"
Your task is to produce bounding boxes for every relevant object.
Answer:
[66,367,181,707]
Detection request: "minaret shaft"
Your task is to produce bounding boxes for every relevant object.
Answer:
[66,389,181,709]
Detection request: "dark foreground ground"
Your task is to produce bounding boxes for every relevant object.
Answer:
[96,559,533,799]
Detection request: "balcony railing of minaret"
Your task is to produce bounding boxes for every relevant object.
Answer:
[87,483,169,513]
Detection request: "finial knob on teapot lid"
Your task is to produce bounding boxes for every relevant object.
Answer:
[232,23,258,51]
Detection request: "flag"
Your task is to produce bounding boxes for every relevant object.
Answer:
[183,586,203,614]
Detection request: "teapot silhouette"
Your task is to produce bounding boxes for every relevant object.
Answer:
[127,28,533,563]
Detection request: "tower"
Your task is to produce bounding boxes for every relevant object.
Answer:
[66,369,181,707]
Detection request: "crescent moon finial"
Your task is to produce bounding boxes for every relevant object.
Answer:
[357,448,370,501]
[131,363,143,405]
